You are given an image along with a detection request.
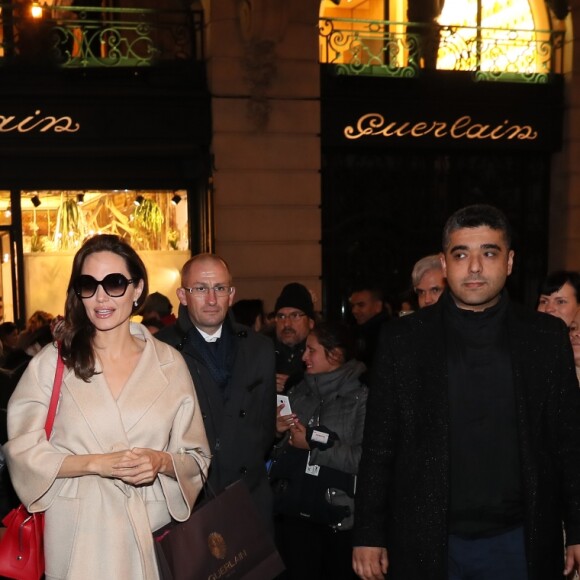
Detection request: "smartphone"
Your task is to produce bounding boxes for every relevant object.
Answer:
[277,395,292,416]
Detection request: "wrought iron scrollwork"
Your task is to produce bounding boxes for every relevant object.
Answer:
[0,3,204,68]
[319,17,564,83]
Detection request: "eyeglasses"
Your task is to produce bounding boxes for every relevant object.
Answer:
[74,274,136,299]
[181,285,234,297]
[275,312,307,322]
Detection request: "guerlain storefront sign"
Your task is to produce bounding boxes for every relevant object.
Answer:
[344,113,538,143]
[0,110,80,133]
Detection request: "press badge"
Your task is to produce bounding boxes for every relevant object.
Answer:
[305,452,320,476]
[311,429,329,445]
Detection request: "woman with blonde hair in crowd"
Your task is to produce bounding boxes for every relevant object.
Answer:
[4,234,209,579]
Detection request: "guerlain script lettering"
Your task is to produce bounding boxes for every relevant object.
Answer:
[0,110,80,133]
[344,113,538,142]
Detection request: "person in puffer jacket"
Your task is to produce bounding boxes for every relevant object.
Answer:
[270,321,368,580]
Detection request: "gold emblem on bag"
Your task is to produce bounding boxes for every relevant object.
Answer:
[207,532,227,560]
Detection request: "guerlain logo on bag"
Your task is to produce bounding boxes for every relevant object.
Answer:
[206,532,249,580]
[207,547,248,580]
[0,110,80,133]
[207,532,227,560]
[344,113,538,142]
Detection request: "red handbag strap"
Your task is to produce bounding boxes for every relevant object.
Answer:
[45,342,64,439]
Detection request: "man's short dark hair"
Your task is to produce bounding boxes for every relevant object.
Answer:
[349,285,384,303]
[442,204,512,251]
[142,291,173,318]
[232,299,265,328]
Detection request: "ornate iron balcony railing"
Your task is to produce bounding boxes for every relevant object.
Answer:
[0,3,203,67]
[319,17,565,83]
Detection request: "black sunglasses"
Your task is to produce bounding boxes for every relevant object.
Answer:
[74,273,136,299]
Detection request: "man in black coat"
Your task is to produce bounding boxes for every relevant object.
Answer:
[349,285,390,374]
[156,254,276,529]
[353,205,580,580]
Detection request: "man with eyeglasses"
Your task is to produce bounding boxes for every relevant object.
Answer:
[156,254,276,530]
[272,283,315,394]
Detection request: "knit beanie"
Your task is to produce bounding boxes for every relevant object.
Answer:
[274,283,315,320]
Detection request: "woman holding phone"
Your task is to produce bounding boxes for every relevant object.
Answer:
[270,321,368,580]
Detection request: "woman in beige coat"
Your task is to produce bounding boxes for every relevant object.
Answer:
[4,234,210,580]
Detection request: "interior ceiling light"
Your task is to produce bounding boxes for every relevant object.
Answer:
[30,2,43,18]
[76,193,85,205]
[134,195,145,207]
[31,195,41,208]
[171,194,182,205]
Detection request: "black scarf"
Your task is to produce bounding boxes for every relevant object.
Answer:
[186,324,232,390]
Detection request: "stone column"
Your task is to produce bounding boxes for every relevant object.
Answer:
[549,5,580,269]
[204,0,322,314]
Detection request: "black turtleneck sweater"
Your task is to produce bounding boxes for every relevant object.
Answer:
[443,290,523,537]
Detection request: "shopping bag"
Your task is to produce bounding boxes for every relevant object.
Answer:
[156,480,285,580]
[0,505,44,580]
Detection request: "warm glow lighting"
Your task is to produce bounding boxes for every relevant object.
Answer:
[437,0,537,73]
[4,208,10,218]
[3,254,8,264]
[169,268,180,284]
[31,3,43,19]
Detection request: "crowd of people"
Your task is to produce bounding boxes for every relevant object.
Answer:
[0,204,580,580]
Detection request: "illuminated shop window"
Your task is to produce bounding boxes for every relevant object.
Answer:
[439,0,535,29]
[319,0,387,66]
[0,194,11,227]
[12,190,190,320]
[18,190,189,253]
[437,0,543,73]
[319,0,554,76]
[0,191,12,322]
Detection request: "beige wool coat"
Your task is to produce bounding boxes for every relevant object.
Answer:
[4,323,210,580]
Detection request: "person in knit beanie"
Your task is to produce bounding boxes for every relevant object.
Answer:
[273,283,315,393]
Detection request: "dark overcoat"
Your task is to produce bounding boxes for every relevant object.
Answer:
[157,306,277,527]
[353,296,580,580]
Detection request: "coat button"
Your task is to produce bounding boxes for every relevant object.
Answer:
[239,467,247,475]
[239,410,246,418]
